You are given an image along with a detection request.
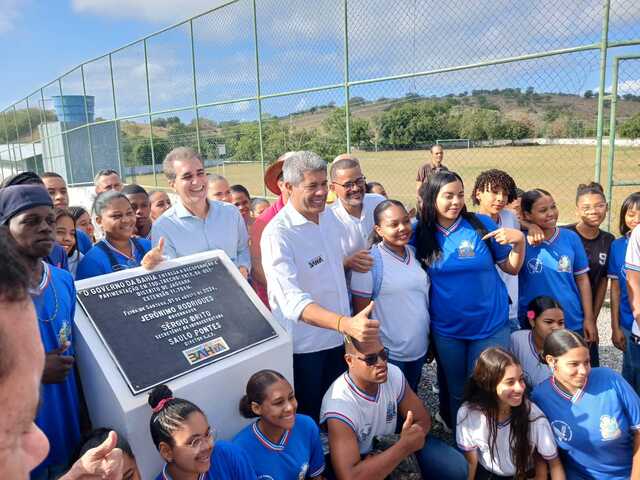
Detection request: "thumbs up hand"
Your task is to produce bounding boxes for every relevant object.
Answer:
[142,237,166,270]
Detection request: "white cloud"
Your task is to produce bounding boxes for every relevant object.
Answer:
[71,0,223,23]
[618,80,640,95]
[0,0,27,34]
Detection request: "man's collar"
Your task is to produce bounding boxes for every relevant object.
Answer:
[175,199,210,219]
[284,201,321,226]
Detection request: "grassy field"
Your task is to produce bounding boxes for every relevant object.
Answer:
[128,144,640,229]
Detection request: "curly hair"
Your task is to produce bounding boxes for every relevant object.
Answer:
[471,169,517,205]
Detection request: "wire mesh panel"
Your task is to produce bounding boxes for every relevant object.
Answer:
[111,42,149,118]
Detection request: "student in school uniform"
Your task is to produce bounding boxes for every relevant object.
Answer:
[609,192,640,393]
[532,329,640,480]
[122,184,153,240]
[0,185,82,479]
[234,370,324,479]
[148,384,257,480]
[77,191,164,279]
[562,182,613,367]
[510,296,564,388]
[54,208,83,279]
[457,347,563,480]
[414,170,525,422]
[471,169,520,331]
[517,189,597,344]
[351,199,430,392]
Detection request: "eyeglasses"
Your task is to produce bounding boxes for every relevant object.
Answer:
[356,347,389,366]
[185,427,216,450]
[579,203,607,213]
[332,176,366,191]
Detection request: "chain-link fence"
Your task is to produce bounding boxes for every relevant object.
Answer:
[2,0,640,224]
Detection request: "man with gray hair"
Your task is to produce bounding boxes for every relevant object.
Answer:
[151,146,250,276]
[329,154,385,272]
[94,169,123,195]
[261,150,379,421]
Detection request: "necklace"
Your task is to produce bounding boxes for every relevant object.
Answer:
[33,261,59,323]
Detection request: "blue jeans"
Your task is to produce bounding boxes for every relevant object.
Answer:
[622,328,640,395]
[389,355,425,393]
[431,323,510,424]
[415,436,468,480]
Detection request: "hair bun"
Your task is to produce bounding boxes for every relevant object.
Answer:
[148,384,173,409]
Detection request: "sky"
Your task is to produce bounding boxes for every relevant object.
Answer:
[1,0,640,123]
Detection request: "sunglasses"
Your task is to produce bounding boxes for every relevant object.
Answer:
[355,347,389,366]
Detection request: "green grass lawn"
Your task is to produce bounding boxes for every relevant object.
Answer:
[128,144,640,229]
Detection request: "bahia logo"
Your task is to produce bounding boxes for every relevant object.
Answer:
[308,255,324,268]
[182,337,230,365]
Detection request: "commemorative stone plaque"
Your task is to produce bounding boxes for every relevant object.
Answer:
[73,250,292,479]
[76,255,277,394]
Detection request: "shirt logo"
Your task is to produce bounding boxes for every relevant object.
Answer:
[308,255,324,268]
[385,401,396,423]
[58,321,71,346]
[457,240,475,258]
[600,415,622,441]
[358,424,372,443]
[599,252,608,266]
[551,420,573,443]
[557,255,572,273]
[527,258,543,274]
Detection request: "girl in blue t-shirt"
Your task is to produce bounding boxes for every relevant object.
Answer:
[518,189,597,343]
[234,370,324,479]
[149,384,256,480]
[610,192,640,393]
[532,330,640,480]
[77,191,162,279]
[414,170,526,422]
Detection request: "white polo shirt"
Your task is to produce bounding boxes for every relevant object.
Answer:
[510,330,552,388]
[496,208,519,321]
[457,401,558,477]
[329,193,386,256]
[320,364,406,455]
[350,243,430,362]
[261,202,349,354]
[625,225,640,336]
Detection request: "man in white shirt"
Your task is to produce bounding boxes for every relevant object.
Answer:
[626,225,640,337]
[328,155,385,272]
[261,150,379,421]
[320,336,468,480]
[151,147,250,276]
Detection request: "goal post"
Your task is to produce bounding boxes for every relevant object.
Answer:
[436,138,471,149]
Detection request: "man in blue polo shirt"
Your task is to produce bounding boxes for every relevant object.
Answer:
[0,185,81,479]
[151,147,250,276]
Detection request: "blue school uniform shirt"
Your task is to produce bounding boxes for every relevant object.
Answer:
[609,236,634,331]
[31,262,81,476]
[76,229,93,254]
[427,214,511,339]
[233,414,325,479]
[532,368,640,480]
[154,440,256,480]
[518,227,589,331]
[76,238,151,280]
[45,242,69,271]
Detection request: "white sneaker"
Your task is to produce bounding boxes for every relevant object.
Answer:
[435,411,452,434]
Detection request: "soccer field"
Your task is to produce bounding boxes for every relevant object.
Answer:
[129,144,640,228]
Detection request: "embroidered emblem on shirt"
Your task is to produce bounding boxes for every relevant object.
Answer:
[457,240,475,258]
[386,401,396,423]
[600,415,621,441]
[308,255,324,268]
[359,424,372,443]
[551,420,573,442]
[557,255,571,273]
[298,463,309,480]
[527,258,543,274]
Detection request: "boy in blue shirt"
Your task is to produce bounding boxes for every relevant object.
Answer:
[0,185,82,479]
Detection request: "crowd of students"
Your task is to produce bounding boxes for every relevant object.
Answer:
[3,144,640,480]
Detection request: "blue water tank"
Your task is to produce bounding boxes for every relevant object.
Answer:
[51,95,95,123]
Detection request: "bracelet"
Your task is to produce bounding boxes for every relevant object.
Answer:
[336,315,344,333]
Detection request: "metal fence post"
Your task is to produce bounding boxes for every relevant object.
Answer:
[12,106,24,171]
[81,65,97,180]
[143,39,158,187]
[24,96,38,165]
[189,20,202,156]
[594,0,610,183]
[58,79,75,185]
[109,54,124,179]
[40,88,54,174]
[605,57,619,231]
[252,0,267,196]
[343,0,351,153]
[1,111,13,177]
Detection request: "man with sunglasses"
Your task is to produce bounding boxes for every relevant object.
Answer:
[320,336,468,480]
[328,155,385,273]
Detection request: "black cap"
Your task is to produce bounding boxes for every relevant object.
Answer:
[0,185,53,225]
